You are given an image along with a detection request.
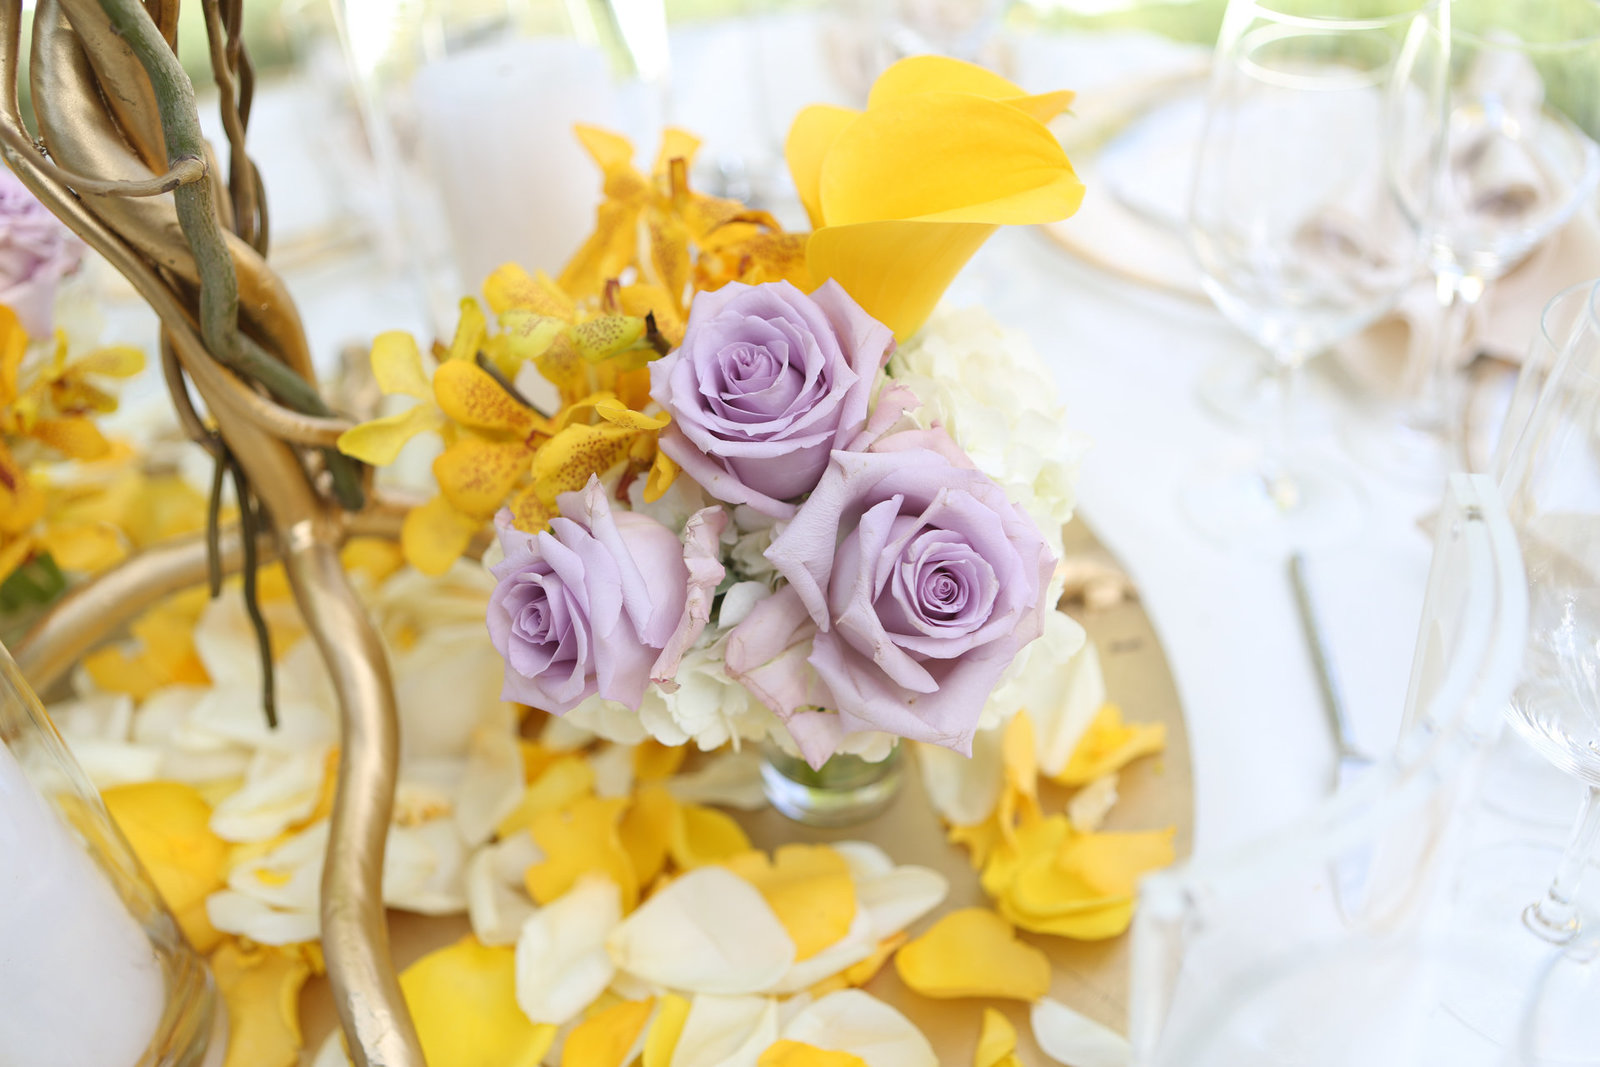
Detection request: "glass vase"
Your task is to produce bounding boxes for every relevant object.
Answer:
[760,738,903,827]
[0,640,214,1067]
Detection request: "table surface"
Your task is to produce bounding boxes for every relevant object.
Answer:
[97,22,1584,875]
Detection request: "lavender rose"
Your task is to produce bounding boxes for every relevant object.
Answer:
[488,476,727,714]
[726,429,1053,766]
[649,279,894,518]
[0,169,82,338]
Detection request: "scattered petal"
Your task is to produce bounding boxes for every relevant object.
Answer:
[515,875,623,1025]
[670,995,778,1067]
[1050,705,1164,787]
[561,997,654,1067]
[211,940,313,1067]
[401,937,557,1067]
[466,834,541,946]
[1066,774,1118,834]
[102,781,229,951]
[974,1008,1022,1067]
[669,802,752,869]
[724,845,856,962]
[894,908,1050,1001]
[643,994,692,1067]
[780,990,936,1067]
[760,1041,869,1067]
[526,796,638,910]
[1029,998,1129,1067]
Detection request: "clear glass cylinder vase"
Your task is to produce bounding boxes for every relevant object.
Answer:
[760,738,903,827]
[0,641,214,1067]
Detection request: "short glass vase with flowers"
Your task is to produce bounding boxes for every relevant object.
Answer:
[337,56,1093,825]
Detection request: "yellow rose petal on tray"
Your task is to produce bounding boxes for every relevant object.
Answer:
[497,754,596,837]
[999,828,1175,941]
[400,937,555,1067]
[1051,704,1166,787]
[975,1008,1024,1067]
[894,908,1050,1001]
[669,800,752,868]
[525,795,638,910]
[608,866,795,994]
[211,940,313,1067]
[619,784,677,886]
[562,997,655,1067]
[642,993,692,1067]
[725,844,857,961]
[760,1040,870,1067]
[103,781,229,951]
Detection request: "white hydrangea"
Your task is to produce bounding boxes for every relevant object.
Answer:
[888,306,1087,582]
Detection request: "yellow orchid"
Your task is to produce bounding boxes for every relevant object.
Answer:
[786,55,1085,341]
[560,127,810,341]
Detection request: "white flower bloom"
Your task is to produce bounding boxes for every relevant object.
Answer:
[567,639,773,753]
[728,525,779,584]
[888,306,1087,572]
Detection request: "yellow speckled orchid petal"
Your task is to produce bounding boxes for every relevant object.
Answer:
[530,422,640,508]
[370,332,433,400]
[818,94,1083,228]
[507,484,557,534]
[1051,705,1166,787]
[643,448,678,502]
[669,802,752,869]
[642,994,691,1067]
[761,1041,869,1067]
[975,1008,1022,1067]
[894,908,1050,1001]
[31,416,110,459]
[70,344,146,379]
[515,875,622,1025]
[433,436,531,519]
[723,845,856,962]
[337,404,444,466]
[525,795,638,910]
[655,127,702,174]
[866,56,1075,124]
[485,263,576,321]
[607,866,796,994]
[619,284,685,349]
[103,782,229,952]
[497,755,597,837]
[593,394,669,431]
[447,298,488,363]
[562,997,655,1067]
[434,359,540,437]
[785,104,859,229]
[619,784,676,887]
[0,536,33,587]
[400,937,556,1067]
[401,494,483,577]
[41,519,126,572]
[211,941,313,1067]
[806,220,994,343]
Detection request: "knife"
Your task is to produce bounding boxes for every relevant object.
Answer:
[1289,552,1374,791]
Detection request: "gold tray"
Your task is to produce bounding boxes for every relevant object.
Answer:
[299,518,1194,1064]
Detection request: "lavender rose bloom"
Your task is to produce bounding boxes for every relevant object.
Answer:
[726,429,1053,766]
[650,279,894,518]
[0,169,82,338]
[488,476,727,714]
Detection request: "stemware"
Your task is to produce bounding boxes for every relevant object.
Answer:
[1378,0,1600,485]
[1182,0,1433,550]
[1497,279,1600,943]
[1513,941,1600,1066]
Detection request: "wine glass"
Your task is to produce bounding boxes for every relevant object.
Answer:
[1513,940,1600,1066]
[1183,0,1434,550]
[1377,0,1600,486]
[1498,279,1600,944]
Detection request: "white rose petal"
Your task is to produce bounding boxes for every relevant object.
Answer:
[768,910,876,994]
[515,875,622,1025]
[780,990,937,1067]
[1068,773,1120,833]
[206,889,320,945]
[608,867,795,994]
[49,693,133,740]
[210,747,330,842]
[917,729,1003,827]
[385,818,468,914]
[562,696,651,746]
[670,995,778,1067]
[465,835,541,947]
[717,581,772,630]
[1030,998,1130,1067]
[454,714,525,846]
[1029,629,1105,778]
[588,743,637,799]
[665,749,767,811]
[62,738,165,788]
[855,866,948,940]
[227,822,326,910]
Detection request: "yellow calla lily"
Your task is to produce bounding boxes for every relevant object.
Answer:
[399,937,556,1067]
[786,56,1083,341]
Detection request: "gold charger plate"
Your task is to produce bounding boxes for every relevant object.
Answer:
[299,518,1194,1064]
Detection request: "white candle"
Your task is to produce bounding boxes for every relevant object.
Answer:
[0,739,166,1067]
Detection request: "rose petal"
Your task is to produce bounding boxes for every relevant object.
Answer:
[893,908,1050,1001]
[561,997,655,1067]
[608,867,796,994]
[466,835,541,946]
[974,1008,1022,1067]
[401,937,556,1067]
[724,845,857,962]
[1029,998,1129,1067]
[211,941,313,1067]
[669,995,779,1067]
[514,875,622,1025]
[779,991,936,1067]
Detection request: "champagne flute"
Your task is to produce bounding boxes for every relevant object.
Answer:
[1183,0,1433,550]
[1499,279,1600,944]
[1378,0,1600,485]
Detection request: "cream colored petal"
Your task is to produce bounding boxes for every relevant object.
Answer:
[466,835,541,947]
[206,890,320,945]
[768,911,876,994]
[227,822,327,910]
[310,1032,351,1067]
[917,728,1004,827]
[515,875,622,1025]
[1029,624,1104,778]
[589,743,638,799]
[1067,774,1119,834]
[455,713,526,847]
[664,750,767,811]
[1029,999,1129,1067]
[61,737,165,788]
[854,866,947,940]
[608,867,796,994]
[780,992,936,1067]
[670,995,779,1067]
[393,631,510,760]
[210,747,331,843]
[385,818,470,915]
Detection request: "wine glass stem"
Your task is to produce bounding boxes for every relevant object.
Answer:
[1525,783,1600,943]
[1411,268,1485,451]
[1262,354,1306,512]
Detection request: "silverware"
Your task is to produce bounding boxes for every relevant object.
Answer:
[1289,553,1374,790]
